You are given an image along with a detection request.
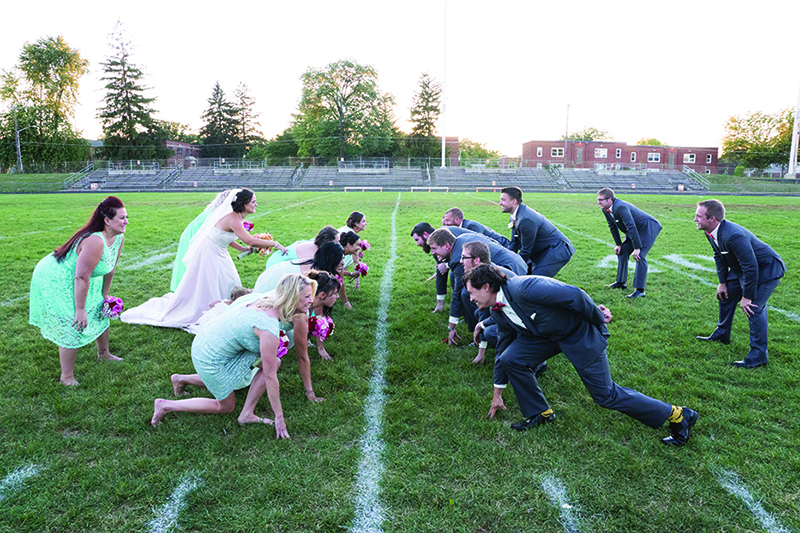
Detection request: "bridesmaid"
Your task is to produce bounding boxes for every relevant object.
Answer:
[29,196,127,385]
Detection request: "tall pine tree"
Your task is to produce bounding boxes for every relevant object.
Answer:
[406,72,441,159]
[233,83,262,156]
[199,82,241,158]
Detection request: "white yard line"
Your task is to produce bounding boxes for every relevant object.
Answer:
[248,194,337,221]
[541,473,582,533]
[0,227,68,240]
[0,294,29,308]
[349,192,401,533]
[147,472,203,533]
[0,464,42,502]
[715,468,792,533]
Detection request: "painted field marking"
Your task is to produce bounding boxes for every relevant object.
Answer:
[541,473,582,533]
[0,294,29,308]
[147,472,203,533]
[662,254,716,272]
[248,194,336,221]
[0,464,42,502]
[349,192,401,533]
[595,254,663,273]
[714,468,791,533]
[0,227,68,240]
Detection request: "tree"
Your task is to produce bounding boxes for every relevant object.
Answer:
[97,22,169,160]
[721,109,794,173]
[406,73,441,158]
[459,138,500,161]
[0,35,90,170]
[199,82,241,159]
[293,59,395,159]
[637,138,665,146]
[562,127,613,141]
[233,83,262,147]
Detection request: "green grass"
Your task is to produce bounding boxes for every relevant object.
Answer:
[0,173,70,193]
[1,191,798,532]
[705,173,800,194]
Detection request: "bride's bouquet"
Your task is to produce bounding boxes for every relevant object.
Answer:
[309,315,335,341]
[100,296,124,318]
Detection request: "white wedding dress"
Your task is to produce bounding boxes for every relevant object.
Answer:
[121,227,241,330]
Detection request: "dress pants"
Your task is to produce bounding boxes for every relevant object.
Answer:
[496,325,672,428]
[616,233,658,290]
[713,276,781,364]
[531,242,573,277]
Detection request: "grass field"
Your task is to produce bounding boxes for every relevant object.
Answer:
[0,191,798,532]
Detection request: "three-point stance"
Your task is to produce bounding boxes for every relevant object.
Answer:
[463,264,697,446]
[596,188,662,298]
[499,186,574,276]
[694,199,786,368]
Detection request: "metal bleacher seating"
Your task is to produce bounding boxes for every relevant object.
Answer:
[433,167,561,190]
[559,169,707,192]
[170,166,297,190]
[296,166,427,190]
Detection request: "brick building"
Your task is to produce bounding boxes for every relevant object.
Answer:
[165,140,201,167]
[522,140,718,174]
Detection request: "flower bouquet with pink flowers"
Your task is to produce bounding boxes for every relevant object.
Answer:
[100,296,124,318]
[309,315,335,341]
[242,220,254,231]
[276,330,289,359]
[355,262,369,276]
[359,239,370,251]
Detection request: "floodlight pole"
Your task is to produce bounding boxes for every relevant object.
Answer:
[564,104,570,168]
[14,107,23,174]
[788,85,800,178]
[440,0,447,168]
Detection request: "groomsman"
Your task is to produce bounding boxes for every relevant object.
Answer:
[427,228,526,345]
[463,264,698,446]
[596,188,662,298]
[499,186,574,276]
[694,199,786,368]
[442,207,513,248]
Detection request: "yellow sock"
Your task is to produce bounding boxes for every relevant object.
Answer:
[541,409,554,418]
[668,406,684,424]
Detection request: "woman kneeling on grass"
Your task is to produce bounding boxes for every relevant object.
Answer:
[151,273,315,439]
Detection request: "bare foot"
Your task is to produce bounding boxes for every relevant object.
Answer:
[151,399,169,426]
[60,375,79,386]
[238,414,274,425]
[171,374,188,396]
[97,350,122,361]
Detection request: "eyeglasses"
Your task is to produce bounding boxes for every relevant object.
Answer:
[461,256,474,260]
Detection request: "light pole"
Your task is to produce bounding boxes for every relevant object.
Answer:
[13,107,36,174]
[564,104,570,168]
[440,0,447,168]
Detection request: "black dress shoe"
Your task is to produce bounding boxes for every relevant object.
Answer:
[732,359,767,369]
[606,282,627,289]
[534,361,549,379]
[662,407,698,446]
[626,289,646,298]
[511,412,556,431]
[695,334,730,345]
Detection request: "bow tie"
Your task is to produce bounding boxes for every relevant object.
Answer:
[705,231,715,241]
[491,302,506,312]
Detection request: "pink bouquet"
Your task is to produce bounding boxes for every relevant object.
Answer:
[252,233,274,256]
[276,330,289,359]
[242,220,254,231]
[355,262,369,276]
[359,239,371,251]
[309,315,335,340]
[101,296,124,318]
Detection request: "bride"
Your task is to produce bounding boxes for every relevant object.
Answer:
[121,188,286,330]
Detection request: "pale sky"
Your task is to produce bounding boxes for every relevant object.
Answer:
[2,0,798,157]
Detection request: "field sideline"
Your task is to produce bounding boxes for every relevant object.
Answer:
[0,191,798,532]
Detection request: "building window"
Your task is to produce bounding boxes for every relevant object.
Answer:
[706,154,712,164]
[631,152,636,163]
[176,148,183,156]
[615,149,622,158]
[551,147,564,158]
[705,169,711,174]
[683,154,696,163]
[647,153,660,162]
[595,148,608,158]
[537,147,543,157]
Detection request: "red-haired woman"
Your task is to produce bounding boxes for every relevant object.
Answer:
[29,196,128,385]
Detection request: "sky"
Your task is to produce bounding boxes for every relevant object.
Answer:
[2,0,798,157]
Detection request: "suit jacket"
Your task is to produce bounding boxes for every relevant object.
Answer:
[509,204,575,268]
[448,233,527,318]
[461,219,511,248]
[435,226,478,297]
[603,198,662,249]
[706,220,786,300]
[478,264,517,330]
[491,276,608,384]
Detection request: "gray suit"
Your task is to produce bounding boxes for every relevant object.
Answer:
[603,198,662,290]
[461,219,513,248]
[705,219,785,364]
[508,204,574,277]
[492,276,672,428]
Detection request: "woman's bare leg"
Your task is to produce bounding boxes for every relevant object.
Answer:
[151,392,236,426]
[58,346,79,386]
[95,329,122,361]
[238,369,273,425]
[171,374,206,395]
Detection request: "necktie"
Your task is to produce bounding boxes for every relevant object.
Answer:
[491,302,506,312]
[705,231,715,240]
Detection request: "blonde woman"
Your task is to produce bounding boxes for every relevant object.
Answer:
[151,273,315,439]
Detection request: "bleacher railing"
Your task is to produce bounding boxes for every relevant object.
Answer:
[64,162,95,189]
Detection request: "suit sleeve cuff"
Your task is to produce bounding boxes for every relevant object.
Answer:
[493,383,507,389]
[448,316,460,325]
[437,294,446,301]
[479,341,488,349]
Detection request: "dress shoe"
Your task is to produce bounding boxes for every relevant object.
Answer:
[732,359,767,369]
[695,334,730,345]
[626,289,646,298]
[533,361,549,379]
[662,407,698,446]
[606,282,627,289]
[511,412,556,431]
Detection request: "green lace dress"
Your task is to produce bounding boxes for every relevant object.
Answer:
[191,305,281,400]
[29,232,123,349]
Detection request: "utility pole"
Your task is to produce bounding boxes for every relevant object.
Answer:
[14,107,23,174]
[440,0,447,168]
[788,85,800,178]
[564,104,570,168]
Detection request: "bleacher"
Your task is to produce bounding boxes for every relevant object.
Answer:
[433,167,561,190]
[559,169,707,192]
[71,167,172,190]
[296,166,427,190]
[170,166,297,190]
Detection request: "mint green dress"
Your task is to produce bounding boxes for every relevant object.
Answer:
[29,232,123,349]
[191,305,281,400]
[170,210,210,291]
[264,239,306,269]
